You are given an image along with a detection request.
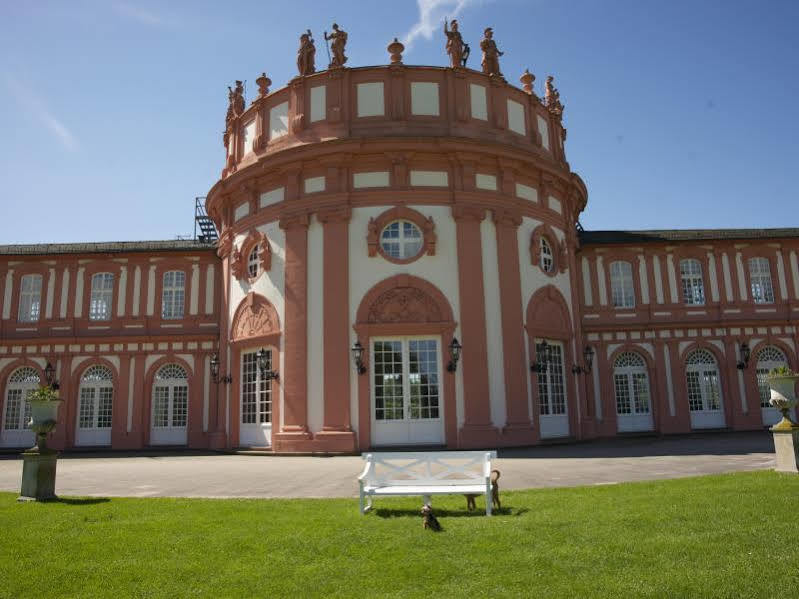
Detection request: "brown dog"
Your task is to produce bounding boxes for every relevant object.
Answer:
[421,503,442,531]
[465,469,501,511]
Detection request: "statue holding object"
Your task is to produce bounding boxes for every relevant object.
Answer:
[480,27,503,77]
[324,23,348,68]
[545,75,564,119]
[444,18,470,68]
[226,80,245,128]
[297,29,316,76]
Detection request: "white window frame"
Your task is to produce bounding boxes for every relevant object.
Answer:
[748,257,775,304]
[380,220,423,260]
[610,261,635,308]
[89,272,114,321]
[2,367,39,433]
[685,350,722,413]
[161,270,185,320]
[537,341,566,416]
[679,258,705,305]
[18,274,43,323]
[756,346,787,409]
[152,364,189,431]
[241,350,273,426]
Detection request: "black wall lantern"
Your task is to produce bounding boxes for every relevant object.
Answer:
[256,348,280,381]
[531,340,551,373]
[447,337,462,373]
[572,345,595,375]
[351,341,367,375]
[210,354,232,384]
[736,342,751,370]
[44,361,59,390]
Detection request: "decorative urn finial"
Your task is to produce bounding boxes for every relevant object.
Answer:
[520,68,535,94]
[255,73,271,99]
[387,37,404,64]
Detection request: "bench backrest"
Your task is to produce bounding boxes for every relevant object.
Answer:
[361,451,496,487]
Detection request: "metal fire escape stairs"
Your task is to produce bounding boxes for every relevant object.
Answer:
[194,197,219,243]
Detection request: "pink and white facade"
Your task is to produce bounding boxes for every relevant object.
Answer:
[2,63,798,453]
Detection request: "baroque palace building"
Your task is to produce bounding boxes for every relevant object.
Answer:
[2,32,798,453]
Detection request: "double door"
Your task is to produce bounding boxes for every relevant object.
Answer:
[371,337,444,446]
[240,350,272,447]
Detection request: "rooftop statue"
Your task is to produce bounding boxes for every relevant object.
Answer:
[324,23,348,68]
[297,29,316,76]
[545,75,564,119]
[480,27,503,77]
[443,19,470,68]
[226,80,245,127]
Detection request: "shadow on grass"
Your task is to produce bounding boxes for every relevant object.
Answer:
[53,497,111,505]
[373,506,520,519]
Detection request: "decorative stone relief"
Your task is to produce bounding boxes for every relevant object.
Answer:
[367,287,443,323]
[232,293,280,341]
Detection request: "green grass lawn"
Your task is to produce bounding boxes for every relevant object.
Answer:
[1,471,798,598]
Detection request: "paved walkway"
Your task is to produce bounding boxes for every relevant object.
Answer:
[0,432,775,499]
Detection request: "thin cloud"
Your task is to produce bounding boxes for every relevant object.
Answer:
[402,0,475,50]
[112,2,165,27]
[5,75,78,152]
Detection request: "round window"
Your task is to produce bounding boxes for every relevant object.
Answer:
[540,238,554,272]
[247,244,260,278]
[380,221,423,260]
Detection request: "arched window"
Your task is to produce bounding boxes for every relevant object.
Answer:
[748,257,774,304]
[247,244,260,278]
[613,352,651,418]
[77,366,113,445]
[151,364,189,445]
[380,220,423,260]
[609,261,635,308]
[89,272,114,321]
[756,346,788,409]
[540,238,554,273]
[161,271,186,320]
[680,259,705,305]
[2,367,39,433]
[18,274,43,323]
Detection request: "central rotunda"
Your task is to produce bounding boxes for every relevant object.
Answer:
[206,28,588,452]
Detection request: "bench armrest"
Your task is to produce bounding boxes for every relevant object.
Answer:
[357,453,375,487]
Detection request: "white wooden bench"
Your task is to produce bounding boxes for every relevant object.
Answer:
[357,450,498,516]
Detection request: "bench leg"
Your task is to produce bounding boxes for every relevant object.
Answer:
[422,494,432,506]
[360,493,373,514]
[486,492,492,516]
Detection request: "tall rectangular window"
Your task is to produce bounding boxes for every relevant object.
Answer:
[18,274,42,322]
[610,261,635,308]
[680,258,705,305]
[161,270,186,319]
[748,257,774,303]
[89,273,114,321]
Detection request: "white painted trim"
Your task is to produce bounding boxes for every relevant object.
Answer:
[666,254,678,303]
[354,171,390,188]
[117,267,127,317]
[260,187,285,208]
[205,264,214,315]
[707,252,720,302]
[146,265,156,316]
[581,257,593,306]
[637,255,649,304]
[721,253,734,302]
[776,252,788,301]
[74,267,85,318]
[507,99,525,135]
[597,257,608,305]
[269,102,289,140]
[469,83,487,120]
[475,174,497,191]
[59,269,69,319]
[410,81,440,116]
[132,266,141,316]
[310,85,326,122]
[735,252,747,300]
[356,82,384,117]
[45,269,55,319]
[515,183,537,202]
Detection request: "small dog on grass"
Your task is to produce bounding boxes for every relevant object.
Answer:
[421,504,442,531]
[464,469,501,511]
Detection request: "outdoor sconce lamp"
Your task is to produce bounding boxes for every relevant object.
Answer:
[736,342,751,370]
[531,340,551,373]
[447,337,462,373]
[44,361,60,390]
[210,354,232,384]
[256,348,279,381]
[572,345,595,375]
[351,341,367,375]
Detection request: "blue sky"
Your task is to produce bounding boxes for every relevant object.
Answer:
[1,0,797,244]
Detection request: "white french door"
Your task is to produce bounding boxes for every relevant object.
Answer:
[538,340,569,438]
[1,368,38,448]
[613,353,654,432]
[371,337,444,446]
[75,366,114,446]
[685,350,725,429]
[150,364,189,445]
[239,350,272,447]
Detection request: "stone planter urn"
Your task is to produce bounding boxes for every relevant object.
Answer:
[19,386,63,501]
[767,373,799,474]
